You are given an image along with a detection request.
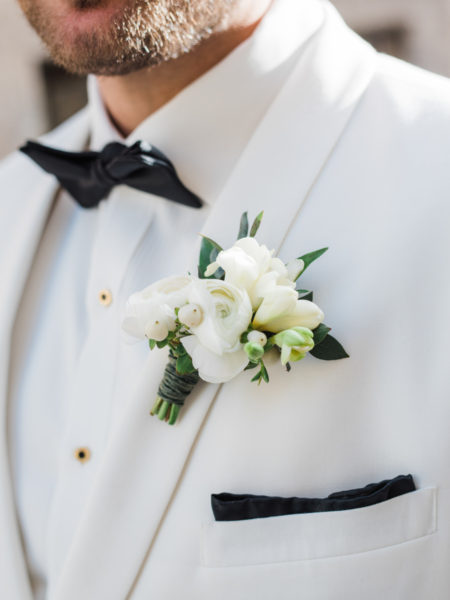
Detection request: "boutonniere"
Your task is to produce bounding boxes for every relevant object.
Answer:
[122,212,349,425]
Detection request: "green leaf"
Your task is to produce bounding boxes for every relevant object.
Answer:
[240,326,253,344]
[298,291,313,302]
[244,362,258,371]
[310,334,349,360]
[251,371,262,382]
[156,339,168,349]
[313,323,331,346]
[198,235,223,279]
[176,352,196,375]
[260,362,269,383]
[237,212,249,239]
[249,211,264,237]
[148,339,157,350]
[296,247,328,279]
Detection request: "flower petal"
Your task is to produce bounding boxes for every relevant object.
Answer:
[260,299,324,333]
[182,336,249,384]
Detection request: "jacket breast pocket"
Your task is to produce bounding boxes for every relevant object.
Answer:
[201,487,437,568]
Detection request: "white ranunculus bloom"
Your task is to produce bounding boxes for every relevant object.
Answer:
[185,278,252,355]
[122,276,190,339]
[180,278,252,383]
[182,336,250,384]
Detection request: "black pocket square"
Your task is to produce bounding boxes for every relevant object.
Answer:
[211,474,416,521]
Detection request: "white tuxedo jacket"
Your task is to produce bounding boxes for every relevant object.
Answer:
[2,1,450,598]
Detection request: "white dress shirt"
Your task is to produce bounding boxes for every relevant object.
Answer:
[7,1,323,597]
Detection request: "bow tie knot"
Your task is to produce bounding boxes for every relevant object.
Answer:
[91,144,121,189]
[20,139,202,210]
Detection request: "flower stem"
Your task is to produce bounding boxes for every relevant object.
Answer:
[150,397,163,416]
[157,400,170,421]
[168,404,181,425]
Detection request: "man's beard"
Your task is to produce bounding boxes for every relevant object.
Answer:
[18,0,236,76]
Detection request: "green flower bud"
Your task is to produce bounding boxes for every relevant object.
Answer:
[271,327,314,365]
[244,341,265,363]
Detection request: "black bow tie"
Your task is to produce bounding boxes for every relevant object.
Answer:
[20,139,202,209]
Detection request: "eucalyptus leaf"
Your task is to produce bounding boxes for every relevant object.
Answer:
[296,247,328,279]
[198,235,223,279]
[249,211,264,237]
[237,212,249,239]
[313,323,331,346]
[310,334,349,360]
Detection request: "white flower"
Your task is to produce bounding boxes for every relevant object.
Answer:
[181,279,252,383]
[253,288,324,333]
[272,327,315,365]
[182,336,249,384]
[205,237,297,310]
[122,276,190,340]
[286,258,305,281]
[185,278,252,355]
[205,237,272,293]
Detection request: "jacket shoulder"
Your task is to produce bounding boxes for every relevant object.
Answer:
[366,53,450,126]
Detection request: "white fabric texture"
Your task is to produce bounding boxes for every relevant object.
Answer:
[2,0,450,598]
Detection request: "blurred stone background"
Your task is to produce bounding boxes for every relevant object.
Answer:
[2,0,450,158]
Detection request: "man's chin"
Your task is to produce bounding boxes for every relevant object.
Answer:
[18,0,142,75]
[18,0,232,76]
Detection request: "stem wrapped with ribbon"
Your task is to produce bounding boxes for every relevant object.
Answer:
[150,351,199,425]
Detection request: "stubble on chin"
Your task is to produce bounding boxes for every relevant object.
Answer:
[18,0,236,76]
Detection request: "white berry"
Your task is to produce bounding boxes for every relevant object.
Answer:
[247,330,267,347]
[178,303,204,328]
[145,319,169,341]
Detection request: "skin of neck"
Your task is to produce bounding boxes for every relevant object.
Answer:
[96,0,273,136]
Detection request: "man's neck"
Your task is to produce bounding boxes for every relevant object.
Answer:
[96,0,272,137]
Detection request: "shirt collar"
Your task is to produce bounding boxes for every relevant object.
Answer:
[87,0,324,205]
